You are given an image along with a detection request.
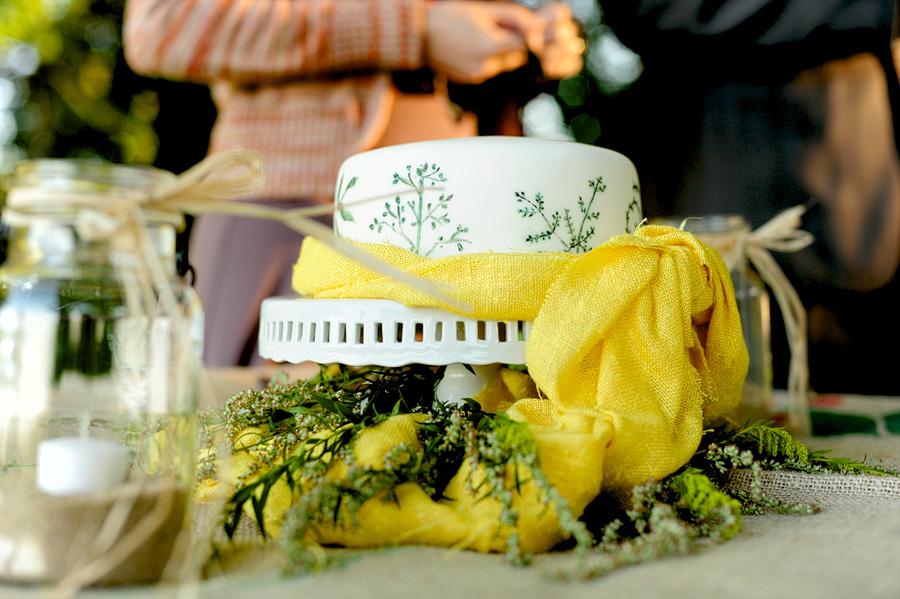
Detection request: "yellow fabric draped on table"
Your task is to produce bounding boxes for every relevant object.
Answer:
[214,225,748,554]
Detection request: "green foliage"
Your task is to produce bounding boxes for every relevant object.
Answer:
[733,420,811,464]
[670,468,742,539]
[560,468,742,580]
[704,419,898,477]
[561,419,899,580]
[0,0,160,178]
[217,365,440,537]
[562,502,695,579]
[807,451,900,476]
[204,364,589,571]
[206,370,899,581]
[279,450,418,573]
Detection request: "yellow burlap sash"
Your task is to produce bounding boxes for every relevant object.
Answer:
[216,224,748,554]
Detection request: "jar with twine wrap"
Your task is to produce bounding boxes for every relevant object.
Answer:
[0,159,205,589]
[657,210,814,435]
[0,149,454,592]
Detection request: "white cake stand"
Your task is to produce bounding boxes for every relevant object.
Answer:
[256,137,641,405]
[258,297,532,405]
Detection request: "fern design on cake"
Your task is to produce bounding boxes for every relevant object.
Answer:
[334,173,358,237]
[625,182,642,233]
[369,162,471,256]
[516,176,607,253]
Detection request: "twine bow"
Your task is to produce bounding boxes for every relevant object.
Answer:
[1,149,461,594]
[4,148,458,308]
[744,206,814,435]
[142,149,458,305]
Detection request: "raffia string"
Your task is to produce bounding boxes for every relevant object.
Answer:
[2,148,462,592]
[742,206,814,435]
[1,151,258,592]
[3,149,459,309]
[142,149,460,307]
[674,208,813,434]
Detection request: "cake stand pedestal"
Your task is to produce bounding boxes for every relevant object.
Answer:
[258,297,532,405]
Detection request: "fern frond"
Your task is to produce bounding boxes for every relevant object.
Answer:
[721,420,811,465]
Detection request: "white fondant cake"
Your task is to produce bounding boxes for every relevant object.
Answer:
[259,137,644,371]
[333,137,642,257]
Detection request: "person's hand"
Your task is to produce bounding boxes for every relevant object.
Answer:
[530,2,584,79]
[425,1,539,84]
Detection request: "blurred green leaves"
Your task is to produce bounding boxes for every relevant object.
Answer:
[522,1,643,144]
[0,0,159,178]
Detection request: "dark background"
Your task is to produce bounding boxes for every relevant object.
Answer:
[1,0,896,395]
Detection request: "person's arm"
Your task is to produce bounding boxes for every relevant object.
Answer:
[123,0,427,84]
[124,0,583,87]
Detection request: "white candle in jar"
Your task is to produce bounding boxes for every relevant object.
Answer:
[36,437,130,496]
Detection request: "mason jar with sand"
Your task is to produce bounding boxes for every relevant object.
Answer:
[0,159,202,586]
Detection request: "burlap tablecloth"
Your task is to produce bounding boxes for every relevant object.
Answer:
[3,370,898,599]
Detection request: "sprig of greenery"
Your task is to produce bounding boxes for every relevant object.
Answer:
[205,371,898,581]
[457,413,592,566]
[279,445,421,574]
[807,451,899,476]
[209,364,591,571]
[701,419,898,477]
[220,365,443,538]
[560,465,739,580]
[561,503,698,580]
[277,403,588,570]
[561,419,899,580]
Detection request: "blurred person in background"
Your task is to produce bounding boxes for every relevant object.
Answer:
[122,0,584,367]
[595,0,899,395]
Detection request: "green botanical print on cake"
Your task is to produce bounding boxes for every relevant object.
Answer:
[625,182,642,233]
[369,162,471,256]
[333,173,358,237]
[516,177,606,253]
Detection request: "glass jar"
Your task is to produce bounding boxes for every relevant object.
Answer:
[658,215,773,424]
[0,160,203,585]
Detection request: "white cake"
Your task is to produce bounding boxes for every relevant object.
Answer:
[332,137,642,257]
[259,137,643,383]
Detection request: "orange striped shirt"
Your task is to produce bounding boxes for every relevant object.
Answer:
[123,0,427,200]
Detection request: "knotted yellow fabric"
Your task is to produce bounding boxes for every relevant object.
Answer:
[222,225,747,553]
